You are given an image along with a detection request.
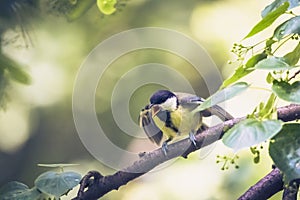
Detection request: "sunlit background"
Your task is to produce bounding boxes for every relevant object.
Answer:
[0,0,289,199]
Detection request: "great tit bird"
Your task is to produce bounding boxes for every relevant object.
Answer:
[139,90,233,155]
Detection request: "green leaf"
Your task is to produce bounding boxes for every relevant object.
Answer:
[266,38,277,47]
[263,93,277,115]
[222,53,267,88]
[245,2,289,39]
[222,66,254,88]
[195,82,249,112]
[272,80,300,103]
[257,93,278,119]
[255,57,292,70]
[0,54,31,85]
[97,0,117,15]
[246,53,268,68]
[266,72,275,84]
[222,119,283,151]
[269,123,300,183]
[35,171,81,198]
[261,0,299,18]
[283,42,300,66]
[0,182,41,200]
[273,16,300,40]
[0,181,28,195]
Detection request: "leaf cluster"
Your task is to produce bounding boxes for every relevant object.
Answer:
[0,165,81,200]
[198,0,300,184]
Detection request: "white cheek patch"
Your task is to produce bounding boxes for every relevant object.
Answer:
[161,96,177,111]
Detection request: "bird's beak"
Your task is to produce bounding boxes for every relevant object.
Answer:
[151,105,161,117]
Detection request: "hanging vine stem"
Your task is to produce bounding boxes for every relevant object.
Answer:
[272,34,295,55]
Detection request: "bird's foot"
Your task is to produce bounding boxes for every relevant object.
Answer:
[189,132,197,147]
[162,141,169,156]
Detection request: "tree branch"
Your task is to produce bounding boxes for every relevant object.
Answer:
[238,169,300,200]
[238,168,284,200]
[73,104,300,200]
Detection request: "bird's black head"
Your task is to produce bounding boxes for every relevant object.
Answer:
[150,90,176,105]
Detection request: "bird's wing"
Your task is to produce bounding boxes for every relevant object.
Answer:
[175,92,204,105]
[201,104,234,121]
[175,92,204,112]
[175,92,233,121]
[139,106,163,145]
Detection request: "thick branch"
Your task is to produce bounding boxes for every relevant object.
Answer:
[238,169,300,200]
[73,104,300,200]
[238,168,284,200]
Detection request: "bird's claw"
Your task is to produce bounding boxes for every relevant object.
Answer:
[189,132,197,147]
[162,141,169,156]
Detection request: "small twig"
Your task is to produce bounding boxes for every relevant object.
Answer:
[289,69,300,81]
[272,35,294,54]
[283,180,300,200]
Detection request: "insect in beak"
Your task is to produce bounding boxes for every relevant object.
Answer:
[151,105,161,117]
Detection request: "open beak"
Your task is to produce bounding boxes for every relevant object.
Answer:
[151,104,161,117]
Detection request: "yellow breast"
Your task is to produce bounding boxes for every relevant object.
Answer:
[175,106,202,134]
[152,107,202,140]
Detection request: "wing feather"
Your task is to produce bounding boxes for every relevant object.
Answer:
[175,92,233,121]
[175,92,204,105]
[139,106,163,145]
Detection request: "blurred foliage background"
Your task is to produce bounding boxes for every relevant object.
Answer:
[0,0,284,199]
